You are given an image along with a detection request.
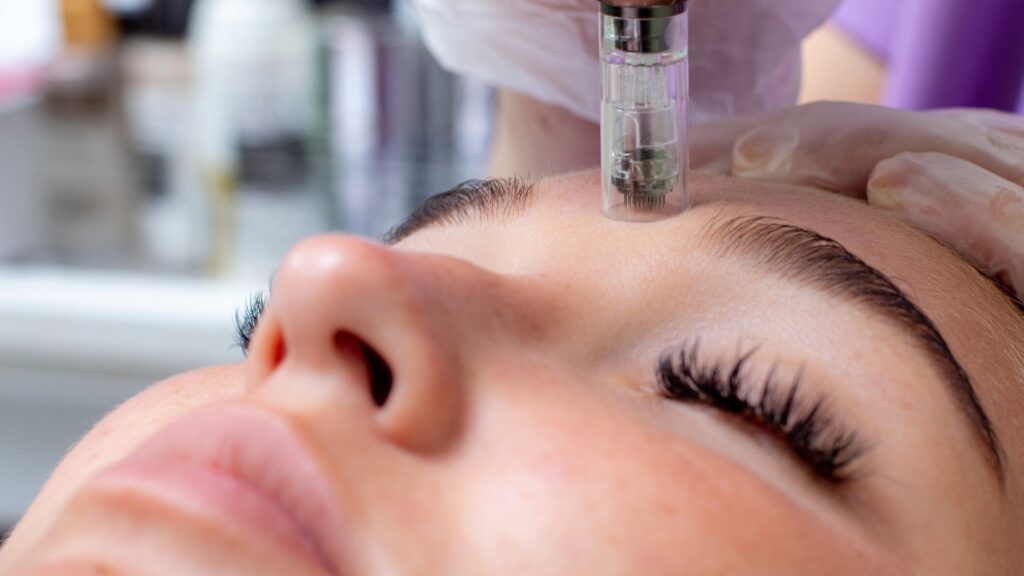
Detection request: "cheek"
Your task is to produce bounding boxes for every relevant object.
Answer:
[455,381,893,575]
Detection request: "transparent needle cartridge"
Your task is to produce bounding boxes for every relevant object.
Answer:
[600,1,689,221]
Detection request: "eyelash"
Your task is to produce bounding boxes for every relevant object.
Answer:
[656,342,865,483]
[234,292,267,356]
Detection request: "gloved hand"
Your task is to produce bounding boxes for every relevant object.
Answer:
[869,152,1023,301]
[692,102,1024,301]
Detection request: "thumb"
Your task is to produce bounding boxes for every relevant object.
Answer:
[868,152,1024,300]
[690,110,777,175]
[731,123,804,185]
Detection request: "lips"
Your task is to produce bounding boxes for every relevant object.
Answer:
[88,403,344,574]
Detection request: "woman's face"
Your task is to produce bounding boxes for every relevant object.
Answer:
[3,172,1023,575]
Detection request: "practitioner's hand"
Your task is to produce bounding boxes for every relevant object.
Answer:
[692,102,1024,300]
[869,151,1024,302]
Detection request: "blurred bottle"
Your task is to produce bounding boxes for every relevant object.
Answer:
[0,2,60,112]
[0,1,61,260]
[115,1,206,273]
[102,0,158,14]
[48,0,119,111]
[321,0,495,238]
[38,0,138,267]
[188,0,319,275]
[122,38,200,272]
[62,0,118,49]
[111,0,193,37]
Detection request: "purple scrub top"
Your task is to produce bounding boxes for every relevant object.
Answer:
[832,0,1024,113]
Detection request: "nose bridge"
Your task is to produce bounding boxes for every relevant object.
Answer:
[274,234,549,357]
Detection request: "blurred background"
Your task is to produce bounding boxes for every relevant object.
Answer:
[0,0,494,537]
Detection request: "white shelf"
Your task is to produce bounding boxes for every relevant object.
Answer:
[0,266,262,525]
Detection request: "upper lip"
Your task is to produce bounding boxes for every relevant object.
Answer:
[101,402,345,574]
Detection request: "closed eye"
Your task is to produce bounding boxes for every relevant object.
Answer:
[657,342,865,483]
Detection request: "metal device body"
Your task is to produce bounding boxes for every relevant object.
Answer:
[600,1,689,221]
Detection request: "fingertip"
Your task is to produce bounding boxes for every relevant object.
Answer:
[866,154,922,211]
[732,123,800,177]
[867,152,973,210]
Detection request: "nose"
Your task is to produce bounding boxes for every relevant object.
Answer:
[246,234,469,452]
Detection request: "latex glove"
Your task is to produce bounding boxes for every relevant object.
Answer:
[411,0,840,123]
[869,152,1024,301]
[692,102,1024,300]
[694,102,1024,195]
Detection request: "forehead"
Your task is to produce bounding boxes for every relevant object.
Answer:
[401,170,1024,474]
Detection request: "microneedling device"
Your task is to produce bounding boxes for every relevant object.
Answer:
[599,0,689,221]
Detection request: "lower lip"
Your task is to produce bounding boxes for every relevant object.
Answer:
[92,456,329,571]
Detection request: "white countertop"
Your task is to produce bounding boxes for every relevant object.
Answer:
[0,266,262,525]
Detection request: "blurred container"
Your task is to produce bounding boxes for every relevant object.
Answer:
[36,0,138,267]
[102,0,158,14]
[188,0,323,275]
[0,2,60,111]
[121,39,206,271]
[113,0,193,37]
[62,0,118,50]
[0,1,61,260]
[323,1,495,238]
[0,108,45,262]
[3,0,496,276]
[189,0,318,185]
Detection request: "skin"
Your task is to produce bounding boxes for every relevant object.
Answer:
[1,171,1022,575]
[489,90,601,179]
[799,24,885,106]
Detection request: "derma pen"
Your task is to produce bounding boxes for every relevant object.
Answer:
[599,0,689,221]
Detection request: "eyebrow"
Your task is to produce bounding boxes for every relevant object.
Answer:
[386,178,1005,483]
[382,178,537,244]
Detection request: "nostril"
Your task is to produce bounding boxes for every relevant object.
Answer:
[273,337,287,367]
[363,343,394,407]
[334,331,393,407]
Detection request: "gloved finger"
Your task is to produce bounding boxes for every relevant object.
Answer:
[691,111,776,174]
[730,102,1024,198]
[935,107,1024,143]
[868,152,1024,300]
